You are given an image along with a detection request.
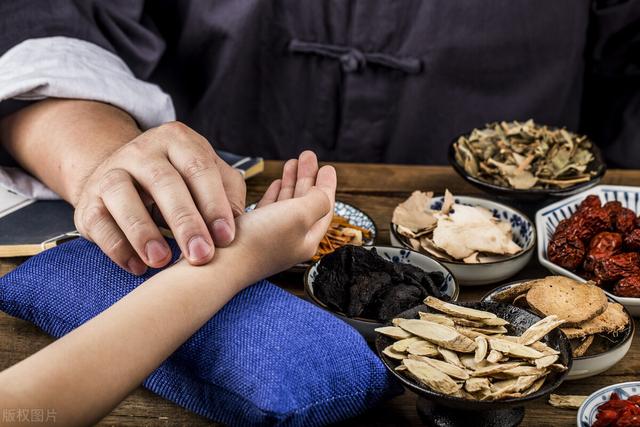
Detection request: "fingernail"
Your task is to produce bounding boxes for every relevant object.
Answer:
[212,219,234,246]
[127,257,147,276]
[145,239,170,265]
[188,235,213,262]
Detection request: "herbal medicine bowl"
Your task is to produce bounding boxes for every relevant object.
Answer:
[390,195,535,286]
[577,381,640,427]
[303,245,459,342]
[375,301,572,427]
[482,281,635,381]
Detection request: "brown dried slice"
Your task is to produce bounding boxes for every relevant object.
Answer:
[382,345,407,360]
[465,377,491,393]
[375,326,412,340]
[525,277,607,326]
[486,349,504,364]
[561,302,629,339]
[535,354,559,369]
[418,312,455,327]
[512,293,530,308]
[519,315,566,345]
[397,319,477,353]
[403,358,462,395]
[407,340,440,357]
[409,355,470,380]
[392,337,423,352]
[491,280,539,303]
[392,191,437,233]
[548,394,587,409]
[438,348,465,369]
[570,335,595,357]
[473,362,524,377]
[424,297,498,321]
[489,338,545,359]
[474,336,488,363]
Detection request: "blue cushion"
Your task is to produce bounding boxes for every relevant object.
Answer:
[0,238,400,426]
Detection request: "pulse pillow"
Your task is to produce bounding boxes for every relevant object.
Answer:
[0,238,400,426]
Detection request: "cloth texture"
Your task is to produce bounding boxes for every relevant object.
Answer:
[0,238,399,426]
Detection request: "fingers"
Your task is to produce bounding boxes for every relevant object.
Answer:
[217,160,247,217]
[75,203,148,276]
[256,179,282,208]
[131,161,214,265]
[305,166,337,243]
[98,169,171,268]
[293,150,319,198]
[167,144,236,247]
[277,159,298,201]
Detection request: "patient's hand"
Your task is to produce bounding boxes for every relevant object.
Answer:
[230,151,336,282]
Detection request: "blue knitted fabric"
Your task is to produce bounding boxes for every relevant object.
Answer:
[0,238,400,426]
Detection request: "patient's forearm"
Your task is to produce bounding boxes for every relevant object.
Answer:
[0,247,246,426]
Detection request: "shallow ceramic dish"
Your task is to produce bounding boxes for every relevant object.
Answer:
[577,381,640,427]
[304,245,458,342]
[390,195,535,286]
[448,132,606,202]
[482,281,634,381]
[376,301,572,427]
[536,185,640,317]
[247,200,376,272]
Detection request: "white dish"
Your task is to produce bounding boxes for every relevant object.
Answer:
[577,381,640,427]
[390,195,535,286]
[483,282,635,381]
[304,245,459,342]
[536,185,640,317]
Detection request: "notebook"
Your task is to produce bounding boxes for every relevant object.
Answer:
[0,151,263,257]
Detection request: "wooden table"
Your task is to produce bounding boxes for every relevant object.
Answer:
[0,161,638,426]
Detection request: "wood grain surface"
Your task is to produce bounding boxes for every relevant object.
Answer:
[0,161,638,426]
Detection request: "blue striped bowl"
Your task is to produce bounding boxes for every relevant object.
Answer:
[577,382,640,427]
[536,185,640,316]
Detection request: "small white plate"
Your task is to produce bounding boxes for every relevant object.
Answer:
[536,185,640,316]
[577,381,640,427]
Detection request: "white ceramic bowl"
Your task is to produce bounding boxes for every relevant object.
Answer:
[390,195,535,286]
[536,185,640,317]
[304,245,459,342]
[483,282,635,381]
[577,381,640,427]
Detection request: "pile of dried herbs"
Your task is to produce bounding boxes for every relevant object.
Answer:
[453,120,598,190]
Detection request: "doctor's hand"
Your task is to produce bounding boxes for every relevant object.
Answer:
[73,121,246,275]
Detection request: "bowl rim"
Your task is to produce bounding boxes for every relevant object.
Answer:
[481,280,635,360]
[535,184,640,303]
[447,127,607,195]
[375,300,573,407]
[303,244,460,324]
[577,381,640,425]
[390,194,537,266]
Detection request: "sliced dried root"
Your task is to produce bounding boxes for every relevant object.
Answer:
[548,394,587,409]
[397,319,477,353]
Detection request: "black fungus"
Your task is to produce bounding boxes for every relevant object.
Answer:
[313,246,449,321]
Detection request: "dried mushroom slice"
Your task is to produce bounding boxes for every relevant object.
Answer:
[418,312,455,327]
[518,315,565,345]
[403,359,462,395]
[375,326,412,340]
[382,345,407,361]
[488,338,545,359]
[474,336,488,363]
[397,319,477,353]
[409,355,470,380]
[423,297,498,321]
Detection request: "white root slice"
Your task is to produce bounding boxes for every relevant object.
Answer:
[397,319,477,353]
[497,366,548,377]
[459,354,478,371]
[465,377,491,393]
[489,338,545,359]
[535,354,559,369]
[518,315,565,345]
[403,359,462,395]
[409,355,470,380]
[423,297,498,321]
[392,337,422,352]
[548,394,587,409]
[470,326,508,335]
[473,362,524,377]
[438,347,465,369]
[418,312,455,327]
[486,349,504,364]
[382,345,407,360]
[407,340,440,357]
[474,336,488,363]
[375,326,412,340]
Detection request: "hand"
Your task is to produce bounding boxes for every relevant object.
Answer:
[229,151,336,283]
[73,122,246,275]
